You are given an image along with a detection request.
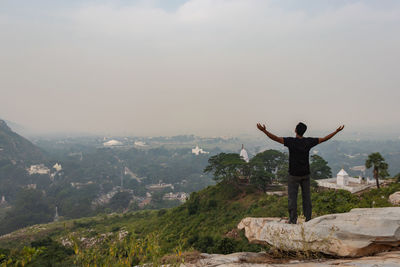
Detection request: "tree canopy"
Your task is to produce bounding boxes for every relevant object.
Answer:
[310,154,332,180]
[0,189,53,235]
[204,150,289,191]
[249,150,288,192]
[204,153,247,183]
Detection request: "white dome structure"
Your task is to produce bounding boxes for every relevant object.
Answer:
[103,140,123,147]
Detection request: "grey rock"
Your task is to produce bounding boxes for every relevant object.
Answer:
[238,207,400,257]
[181,251,400,266]
[389,192,400,205]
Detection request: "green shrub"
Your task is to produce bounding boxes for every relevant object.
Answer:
[215,237,235,254]
[29,238,74,266]
[312,190,358,215]
[158,209,167,217]
[206,199,218,210]
[187,195,200,215]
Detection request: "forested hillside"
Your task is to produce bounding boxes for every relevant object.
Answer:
[1,180,399,266]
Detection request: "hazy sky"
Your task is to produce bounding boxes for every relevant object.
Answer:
[1,0,399,137]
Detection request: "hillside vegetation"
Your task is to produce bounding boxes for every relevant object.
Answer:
[1,181,400,266]
[0,120,45,163]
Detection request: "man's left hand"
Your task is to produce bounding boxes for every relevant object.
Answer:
[257,123,266,132]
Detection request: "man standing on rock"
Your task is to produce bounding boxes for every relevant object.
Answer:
[256,122,344,224]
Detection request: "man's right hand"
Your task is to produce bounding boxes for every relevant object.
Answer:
[257,123,284,144]
[336,125,345,133]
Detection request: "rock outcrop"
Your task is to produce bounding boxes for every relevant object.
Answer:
[238,207,400,257]
[389,192,400,205]
[183,251,400,266]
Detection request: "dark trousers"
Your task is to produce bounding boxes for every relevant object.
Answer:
[288,174,312,224]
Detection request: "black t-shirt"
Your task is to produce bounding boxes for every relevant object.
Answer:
[283,137,319,176]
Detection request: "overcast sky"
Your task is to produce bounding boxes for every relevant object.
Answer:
[1,0,399,137]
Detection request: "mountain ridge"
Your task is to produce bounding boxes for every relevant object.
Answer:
[0,119,45,163]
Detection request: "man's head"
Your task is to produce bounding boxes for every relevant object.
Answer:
[295,122,307,137]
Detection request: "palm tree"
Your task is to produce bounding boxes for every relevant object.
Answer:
[365,152,389,189]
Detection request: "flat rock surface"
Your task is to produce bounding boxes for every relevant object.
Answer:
[238,207,400,257]
[182,250,400,266]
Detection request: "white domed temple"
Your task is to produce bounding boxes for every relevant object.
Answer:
[316,168,382,193]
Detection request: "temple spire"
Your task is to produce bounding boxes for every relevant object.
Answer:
[54,206,59,222]
[240,144,249,163]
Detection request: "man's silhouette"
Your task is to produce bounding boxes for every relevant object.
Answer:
[257,122,344,224]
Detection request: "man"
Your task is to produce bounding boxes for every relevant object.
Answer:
[256,122,344,224]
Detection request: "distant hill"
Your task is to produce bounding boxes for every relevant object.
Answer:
[0,119,45,163]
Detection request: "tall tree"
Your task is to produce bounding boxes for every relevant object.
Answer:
[310,155,332,180]
[365,152,389,189]
[204,153,247,183]
[249,150,288,191]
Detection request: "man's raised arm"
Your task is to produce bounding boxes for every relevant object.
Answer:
[256,123,284,144]
[318,125,345,144]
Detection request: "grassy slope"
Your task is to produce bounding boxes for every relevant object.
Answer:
[1,181,400,254]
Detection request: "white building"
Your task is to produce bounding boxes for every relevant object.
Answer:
[71,181,94,189]
[163,192,189,202]
[53,163,62,172]
[192,145,209,155]
[240,144,249,163]
[146,182,174,191]
[27,164,50,175]
[336,169,349,186]
[103,140,123,147]
[316,168,382,193]
[134,141,147,147]
[25,184,37,190]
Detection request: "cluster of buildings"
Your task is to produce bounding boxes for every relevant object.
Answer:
[163,192,188,202]
[71,181,94,189]
[27,164,50,175]
[27,163,63,181]
[192,145,209,155]
[91,186,134,207]
[146,182,174,191]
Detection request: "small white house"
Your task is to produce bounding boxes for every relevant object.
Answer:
[336,169,349,186]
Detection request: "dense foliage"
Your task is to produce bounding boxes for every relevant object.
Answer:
[0,189,53,235]
[310,155,332,180]
[249,150,288,191]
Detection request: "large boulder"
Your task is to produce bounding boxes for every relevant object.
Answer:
[182,251,400,266]
[389,192,400,205]
[238,207,400,257]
